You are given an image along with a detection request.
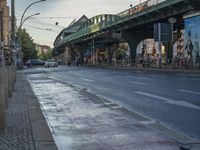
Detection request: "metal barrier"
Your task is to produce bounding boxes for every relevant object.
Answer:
[0,66,16,130]
[110,58,200,70]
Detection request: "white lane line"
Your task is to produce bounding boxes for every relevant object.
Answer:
[176,74,200,77]
[79,78,94,82]
[139,120,156,125]
[178,89,200,95]
[127,76,150,80]
[128,81,148,86]
[134,91,200,110]
[134,91,172,101]
[94,71,104,74]
[104,77,113,80]
[191,78,200,81]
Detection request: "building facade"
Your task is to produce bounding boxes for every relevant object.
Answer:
[36,44,51,55]
[0,0,11,65]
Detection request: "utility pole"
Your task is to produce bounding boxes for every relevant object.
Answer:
[0,11,2,43]
[11,0,15,41]
[0,10,4,66]
[168,17,177,68]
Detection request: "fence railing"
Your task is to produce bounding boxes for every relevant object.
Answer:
[0,66,16,130]
[110,58,200,70]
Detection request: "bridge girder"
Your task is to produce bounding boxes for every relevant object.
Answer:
[54,0,200,58]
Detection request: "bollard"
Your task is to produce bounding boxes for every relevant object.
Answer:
[13,66,16,90]
[0,68,6,130]
[0,65,17,130]
[3,68,9,109]
[0,86,6,130]
[11,66,15,91]
[14,66,17,83]
[8,66,12,97]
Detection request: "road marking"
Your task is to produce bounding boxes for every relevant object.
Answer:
[128,81,148,86]
[80,78,94,82]
[134,91,172,101]
[104,77,113,80]
[178,89,200,95]
[134,91,200,110]
[191,78,200,81]
[94,71,104,74]
[176,74,200,77]
[139,120,156,125]
[127,76,150,80]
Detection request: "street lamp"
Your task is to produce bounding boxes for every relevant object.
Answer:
[17,0,46,66]
[19,0,47,31]
[20,13,40,30]
[168,17,177,68]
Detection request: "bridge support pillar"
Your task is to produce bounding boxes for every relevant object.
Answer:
[121,30,152,65]
[106,46,112,65]
[63,46,72,65]
[105,44,118,65]
[74,44,88,66]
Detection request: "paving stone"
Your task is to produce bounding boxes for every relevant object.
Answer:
[0,72,57,150]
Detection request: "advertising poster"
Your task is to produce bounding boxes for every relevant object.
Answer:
[184,14,200,65]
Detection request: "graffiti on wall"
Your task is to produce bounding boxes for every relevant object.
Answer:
[185,15,200,64]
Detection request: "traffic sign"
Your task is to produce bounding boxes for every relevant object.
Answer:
[154,23,171,42]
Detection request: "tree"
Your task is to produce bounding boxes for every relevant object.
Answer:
[46,48,53,59]
[38,50,47,61]
[21,29,37,63]
[37,47,52,61]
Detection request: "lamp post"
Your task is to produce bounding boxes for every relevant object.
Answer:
[17,0,46,66]
[19,0,46,31]
[168,17,177,68]
[19,13,40,30]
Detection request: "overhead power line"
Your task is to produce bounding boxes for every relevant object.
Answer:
[23,24,61,33]
[31,16,79,19]
[25,19,65,29]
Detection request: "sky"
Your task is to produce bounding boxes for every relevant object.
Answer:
[7,0,143,47]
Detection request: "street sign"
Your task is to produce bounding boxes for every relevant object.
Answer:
[168,17,177,24]
[154,23,171,42]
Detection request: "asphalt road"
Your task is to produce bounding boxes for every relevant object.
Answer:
[27,66,200,141]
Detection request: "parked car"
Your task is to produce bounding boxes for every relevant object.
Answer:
[44,59,58,68]
[26,59,45,67]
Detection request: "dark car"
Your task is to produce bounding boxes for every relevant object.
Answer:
[26,59,45,67]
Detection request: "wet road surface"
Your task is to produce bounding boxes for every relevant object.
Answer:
[25,66,200,149]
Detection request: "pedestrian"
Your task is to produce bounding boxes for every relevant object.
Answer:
[139,55,143,68]
[195,52,200,69]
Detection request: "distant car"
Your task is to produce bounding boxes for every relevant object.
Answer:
[26,59,45,67]
[17,59,24,69]
[44,59,58,68]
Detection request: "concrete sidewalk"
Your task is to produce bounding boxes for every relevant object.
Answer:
[0,71,58,150]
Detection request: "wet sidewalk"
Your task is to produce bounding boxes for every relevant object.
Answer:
[25,70,194,150]
[0,71,58,150]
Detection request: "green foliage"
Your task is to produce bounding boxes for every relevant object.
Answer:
[21,29,37,63]
[46,48,53,59]
[38,48,53,61]
[38,51,47,61]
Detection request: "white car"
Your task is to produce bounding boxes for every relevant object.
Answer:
[44,60,58,68]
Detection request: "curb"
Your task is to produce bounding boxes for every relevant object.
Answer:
[23,74,58,150]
